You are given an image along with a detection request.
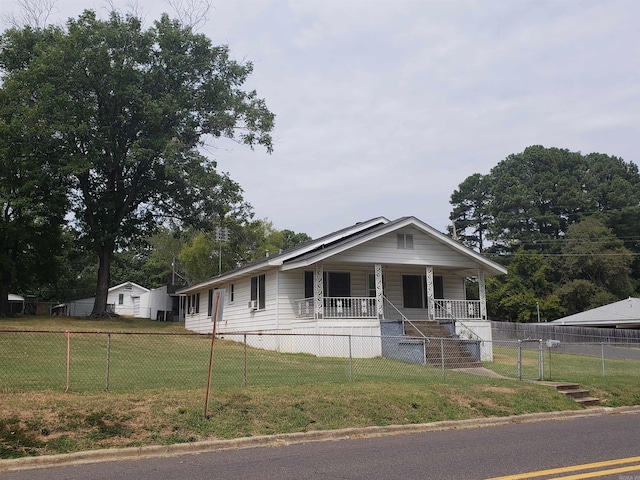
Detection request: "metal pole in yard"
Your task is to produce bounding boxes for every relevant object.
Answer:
[440,339,446,381]
[105,333,111,391]
[204,292,221,418]
[517,340,522,381]
[601,342,606,377]
[423,339,427,365]
[348,335,353,382]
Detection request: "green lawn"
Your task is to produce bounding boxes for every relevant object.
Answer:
[1,317,639,459]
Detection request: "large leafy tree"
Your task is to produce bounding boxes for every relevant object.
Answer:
[0,11,274,316]
[0,70,67,315]
[449,173,492,252]
[554,216,634,310]
[451,145,640,319]
[488,146,589,250]
[486,249,562,322]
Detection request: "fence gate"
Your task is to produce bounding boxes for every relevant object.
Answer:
[517,339,544,380]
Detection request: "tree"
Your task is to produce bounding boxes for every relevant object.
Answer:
[280,230,312,250]
[449,173,492,252]
[488,146,589,250]
[0,11,275,316]
[555,217,634,302]
[0,73,67,314]
[486,248,562,322]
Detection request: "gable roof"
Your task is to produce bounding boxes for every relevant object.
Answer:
[109,281,150,293]
[549,297,640,328]
[177,216,507,294]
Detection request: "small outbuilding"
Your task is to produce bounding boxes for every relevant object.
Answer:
[6,294,25,315]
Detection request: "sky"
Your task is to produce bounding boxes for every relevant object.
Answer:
[2,0,639,239]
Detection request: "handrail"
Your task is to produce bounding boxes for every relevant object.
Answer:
[383,295,430,343]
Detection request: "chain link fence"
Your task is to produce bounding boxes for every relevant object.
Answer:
[1,330,639,393]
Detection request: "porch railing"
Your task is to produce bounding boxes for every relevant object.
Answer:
[434,299,481,320]
[295,297,377,319]
[295,298,483,320]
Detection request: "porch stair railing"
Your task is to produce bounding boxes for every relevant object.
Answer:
[382,295,429,342]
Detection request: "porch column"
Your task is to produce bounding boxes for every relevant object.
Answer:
[425,266,435,320]
[478,268,487,320]
[375,263,384,319]
[314,262,323,319]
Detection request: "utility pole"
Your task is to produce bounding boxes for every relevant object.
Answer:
[215,226,229,275]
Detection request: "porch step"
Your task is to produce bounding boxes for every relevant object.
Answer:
[405,321,482,369]
[403,321,452,338]
[538,382,600,407]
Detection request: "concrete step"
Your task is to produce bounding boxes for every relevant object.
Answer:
[537,381,600,407]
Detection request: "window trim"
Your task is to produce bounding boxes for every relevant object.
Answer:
[250,274,266,310]
[397,233,414,249]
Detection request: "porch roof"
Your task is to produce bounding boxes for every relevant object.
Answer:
[176,216,507,294]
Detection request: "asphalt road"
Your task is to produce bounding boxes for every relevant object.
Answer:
[2,409,640,480]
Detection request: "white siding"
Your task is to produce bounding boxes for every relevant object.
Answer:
[186,270,280,334]
[107,283,149,316]
[331,228,480,269]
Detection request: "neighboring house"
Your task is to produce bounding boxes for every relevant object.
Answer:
[140,285,186,322]
[65,282,150,317]
[549,298,640,329]
[177,216,507,359]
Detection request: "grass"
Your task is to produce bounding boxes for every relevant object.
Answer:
[0,316,639,459]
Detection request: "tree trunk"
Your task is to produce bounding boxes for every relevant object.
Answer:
[91,245,113,317]
[0,275,10,317]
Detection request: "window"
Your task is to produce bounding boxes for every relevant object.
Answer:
[250,274,266,310]
[397,234,413,249]
[402,275,444,308]
[207,289,213,316]
[326,272,350,297]
[188,293,200,314]
[304,271,314,299]
[229,284,235,303]
[304,271,352,298]
[118,293,124,305]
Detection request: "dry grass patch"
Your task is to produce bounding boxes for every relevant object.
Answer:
[1,379,582,459]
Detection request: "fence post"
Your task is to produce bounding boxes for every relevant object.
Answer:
[243,334,247,387]
[440,338,445,381]
[65,330,71,393]
[348,335,353,382]
[105,333,111,391]
[538,339,544,381]
[601,342,606,377]
[517,340,522,381]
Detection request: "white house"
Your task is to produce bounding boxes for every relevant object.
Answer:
[66,281,150,317]
[140,285,185,322]
[177,216,507,360]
